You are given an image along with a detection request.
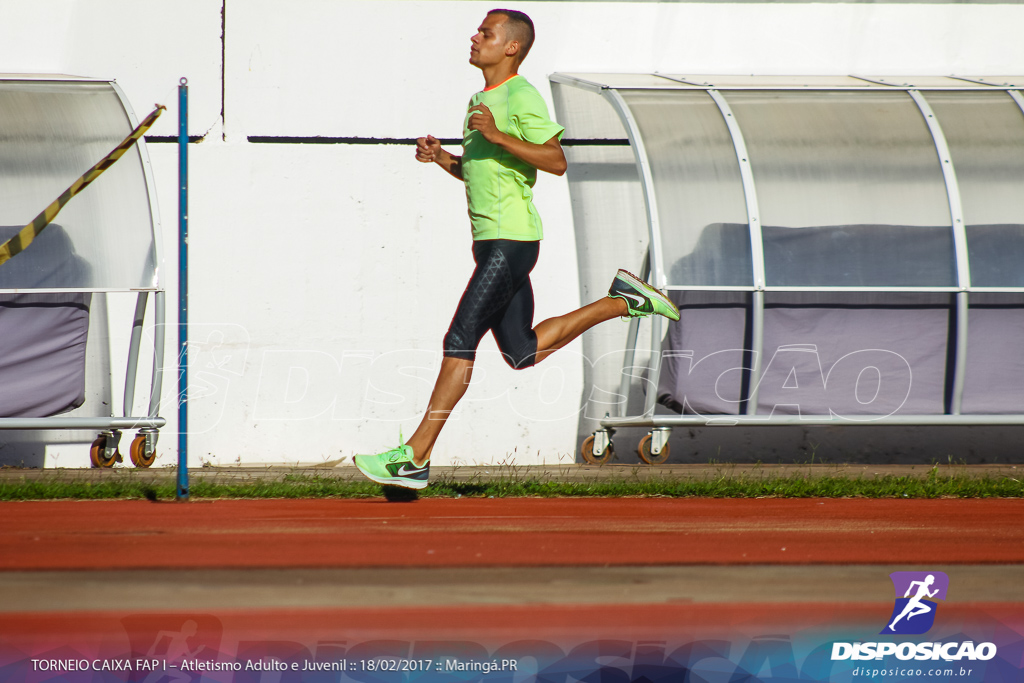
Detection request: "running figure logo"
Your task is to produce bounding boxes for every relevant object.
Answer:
[881,571,949,635]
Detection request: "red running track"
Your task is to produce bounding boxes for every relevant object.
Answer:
[4,603,1021,645]
[2,498,1022,570]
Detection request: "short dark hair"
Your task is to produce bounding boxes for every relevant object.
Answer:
[488,9,535,62]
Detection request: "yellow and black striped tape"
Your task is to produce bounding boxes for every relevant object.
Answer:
[0,104,167,268]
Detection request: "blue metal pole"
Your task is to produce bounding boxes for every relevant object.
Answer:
[177,78,190,500]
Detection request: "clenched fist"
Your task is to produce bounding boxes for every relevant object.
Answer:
[466,103,499,142]
[416,135,442,163]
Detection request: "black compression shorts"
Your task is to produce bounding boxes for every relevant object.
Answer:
[443,239,540,369]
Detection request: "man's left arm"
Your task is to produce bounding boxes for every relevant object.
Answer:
[467,103,567,176]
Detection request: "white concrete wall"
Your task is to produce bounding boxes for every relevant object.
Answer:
[2,1,1021,467]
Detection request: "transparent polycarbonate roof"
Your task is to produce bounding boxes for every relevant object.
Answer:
[550,73,1024,291]
[0,74,99,81]
[849,75,998,88]
[554,73,704,91]
[950,76,1024,87]
[660,74,891,88]
[0,77,159,291]
[552,73,997,90]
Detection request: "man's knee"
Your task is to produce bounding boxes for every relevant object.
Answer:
[496,330,538,370]
[501,347,537,370]
[443,329,477,362]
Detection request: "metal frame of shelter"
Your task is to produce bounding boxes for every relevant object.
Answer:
[0,75,165,467]
[549,73,1024,464]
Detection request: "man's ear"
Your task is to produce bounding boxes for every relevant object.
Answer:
[505,40,520,58]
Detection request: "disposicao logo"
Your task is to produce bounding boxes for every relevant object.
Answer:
[831,570,998,663]
[882,571,948,635]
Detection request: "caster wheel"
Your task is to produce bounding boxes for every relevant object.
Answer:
[89,436,119,468]
[581,434,614,465]
[130,435,156,468]
[638,433,670,465]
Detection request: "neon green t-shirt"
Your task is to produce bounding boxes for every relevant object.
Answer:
[462,75,565,241]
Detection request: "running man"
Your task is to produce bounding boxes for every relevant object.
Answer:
[141,619,205,683]
[888,574,939,631]
[353,9,679,489]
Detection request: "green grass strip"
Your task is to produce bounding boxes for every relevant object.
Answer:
[0,469,1020,501]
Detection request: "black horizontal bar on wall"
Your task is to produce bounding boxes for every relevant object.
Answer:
[564,139,630,146]
[145,135,206,143]
[143,135,631,146]
[247,136,462,145]
[244,136,630,146]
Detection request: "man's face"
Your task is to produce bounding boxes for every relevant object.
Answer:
[470,14,512,68]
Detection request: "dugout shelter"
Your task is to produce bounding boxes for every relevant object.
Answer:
[549,74,1024,464]
[0,75,165,467]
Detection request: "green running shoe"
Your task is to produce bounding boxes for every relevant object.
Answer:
[607,269,680,321]
[353,444,430,489]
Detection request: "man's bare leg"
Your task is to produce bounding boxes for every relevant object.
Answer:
[405,297,628,466]
[406,356,474,466]
[533,296,628,364]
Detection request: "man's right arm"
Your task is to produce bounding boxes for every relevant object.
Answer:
[416,135,462,180]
